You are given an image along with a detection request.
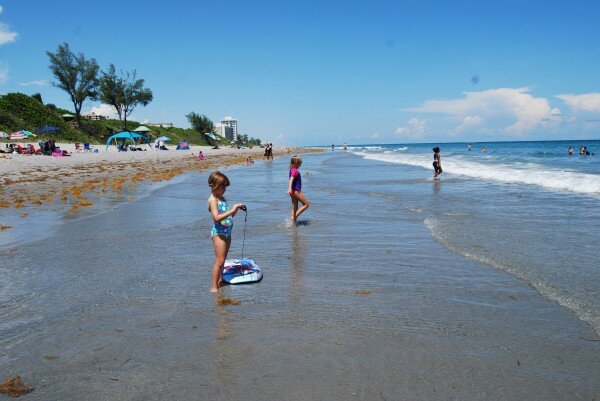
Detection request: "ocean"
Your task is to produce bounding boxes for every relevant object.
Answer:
[349,139,600,336]
[0,142,599,400]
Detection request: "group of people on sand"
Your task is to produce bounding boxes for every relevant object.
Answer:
[207,155,309,292]
[568,146,594,156]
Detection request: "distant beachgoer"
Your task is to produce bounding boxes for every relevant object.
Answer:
[482,146,488,153]
[343,143,348,150]
[432,147,443,180]
[198,151,205,161]
[568,146,574,156]
[207,171,245,292]
[331,143,335,151]
[287,156,310,225]
[467,144,472,151]
[268,143,274,160]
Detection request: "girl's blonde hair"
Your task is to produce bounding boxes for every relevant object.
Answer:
[208,171,230,189]
[290,156,302,168]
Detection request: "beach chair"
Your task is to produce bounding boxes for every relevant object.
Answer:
[15,144,30,155]
[83,143,92,152]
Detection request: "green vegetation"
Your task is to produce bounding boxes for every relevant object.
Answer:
[46,43,100,126]
[0,92,260,147]
[1,41,262,147]
[98,64,153,130]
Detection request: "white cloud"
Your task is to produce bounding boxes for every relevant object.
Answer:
[0,5,3,14]
[0,60,8,84]
[18,80,51,87]
[395,117,427,139]
[87,104,119,119]
[453,115,483,134]
[276,133,284,141]
[556,93,600,114]
[0,23,17,45]
[407,87,558,135]
[370,132,380,139]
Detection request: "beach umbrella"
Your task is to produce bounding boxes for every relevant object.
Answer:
[155,136,171,142]
[9,130,35,139]
[34,125,62,134]
[134,125,151,133]
[205,132,217,140]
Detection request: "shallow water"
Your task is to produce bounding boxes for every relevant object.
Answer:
[0,153,599,400]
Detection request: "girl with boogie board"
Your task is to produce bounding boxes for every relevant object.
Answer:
[207,171,246,292]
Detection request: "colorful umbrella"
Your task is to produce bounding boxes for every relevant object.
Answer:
[9,130,35,139]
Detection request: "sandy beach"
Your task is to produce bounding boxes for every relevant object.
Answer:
[0,144,317,214]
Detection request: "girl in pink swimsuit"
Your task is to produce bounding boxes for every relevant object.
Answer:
[287,156,310,225]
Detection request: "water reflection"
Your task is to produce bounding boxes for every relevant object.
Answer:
[289,228,307,304]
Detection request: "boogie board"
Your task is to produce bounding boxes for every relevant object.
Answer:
[223,258,263,284]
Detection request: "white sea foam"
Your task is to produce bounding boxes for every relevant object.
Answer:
[354,151,600,196]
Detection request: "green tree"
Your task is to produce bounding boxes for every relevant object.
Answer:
[31,93,43,104]
[186,112,215,141]
[46,43,99,126]
[98,64,153,130]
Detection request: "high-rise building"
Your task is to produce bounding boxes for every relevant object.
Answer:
[214,123,234,141]
[220,117,238,141]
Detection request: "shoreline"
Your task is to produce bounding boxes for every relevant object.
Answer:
[0,145,321,214]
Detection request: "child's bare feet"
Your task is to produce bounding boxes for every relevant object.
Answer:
[210,287,218,293]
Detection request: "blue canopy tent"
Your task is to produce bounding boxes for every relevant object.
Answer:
[105,131,151,151]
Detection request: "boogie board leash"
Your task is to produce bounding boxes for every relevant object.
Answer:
[240,207,247,261]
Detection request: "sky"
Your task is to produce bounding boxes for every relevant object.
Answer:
[1,0,600,146]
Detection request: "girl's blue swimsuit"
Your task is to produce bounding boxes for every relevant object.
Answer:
[210,199,233,237]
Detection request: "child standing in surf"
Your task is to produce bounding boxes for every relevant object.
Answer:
[287,156,310,225]
[207,171,245,292]
[433,147,443,180]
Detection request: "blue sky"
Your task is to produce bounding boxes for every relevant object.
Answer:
[1,1,600,145]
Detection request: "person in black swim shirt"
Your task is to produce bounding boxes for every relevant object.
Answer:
[433,147,443,180]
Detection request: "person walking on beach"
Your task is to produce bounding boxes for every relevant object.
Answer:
[433,147,443,180]
[207,171,246,292]
[287,156,310,225]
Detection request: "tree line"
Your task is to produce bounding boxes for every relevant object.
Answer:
[47,43,262,146]
[47,43,152,131]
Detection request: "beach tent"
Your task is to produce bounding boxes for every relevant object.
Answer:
[0,131,8,138]
[34,125,62,134]
[62,113,75,121]
[105,131,151,150]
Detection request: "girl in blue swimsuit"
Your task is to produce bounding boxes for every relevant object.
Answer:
[207,171,245,292]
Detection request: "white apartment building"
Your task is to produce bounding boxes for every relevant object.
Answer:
[214,123,234,141]
[220,116,238,141]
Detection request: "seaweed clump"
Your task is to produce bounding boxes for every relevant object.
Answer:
[0,375,31,397]
[217,297,240,306]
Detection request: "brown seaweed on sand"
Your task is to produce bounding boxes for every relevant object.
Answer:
[0,375,31,397]
[217,297,240,306]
